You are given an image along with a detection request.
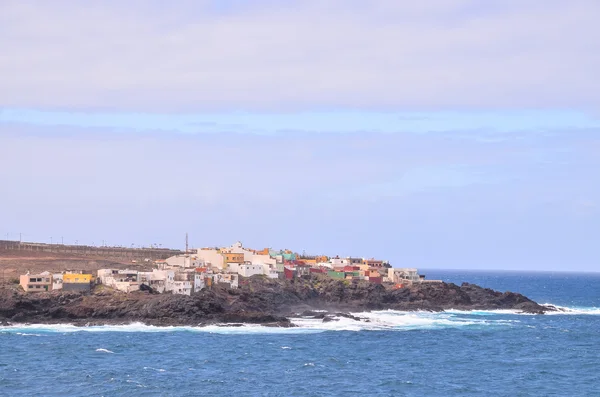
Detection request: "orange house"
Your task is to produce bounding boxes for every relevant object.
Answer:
[223,252,244,263]
[255,248,270,256]
[363,259,384,268]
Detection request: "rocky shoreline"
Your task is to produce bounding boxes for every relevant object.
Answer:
[0,277,555,327]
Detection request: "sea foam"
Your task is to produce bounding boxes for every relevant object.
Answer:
[0,305,597,334]
[540,304,600,315]
[291,310,517,332]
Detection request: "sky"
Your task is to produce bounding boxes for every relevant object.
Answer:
[1,0,599,271]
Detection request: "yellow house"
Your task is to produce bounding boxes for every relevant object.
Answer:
[359,264,371,272]
[301,258,317,265]
[63,273,93,283]
[63,273,94,292]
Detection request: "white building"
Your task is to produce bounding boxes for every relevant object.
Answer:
[251,254,277,267]
[226,262,240,274]
[97,268,117,282]
[195,248,225,270]
[230,261,279,279]
[330,258,350,266]
[165,255,203,269]
[138,270,169,293]
[194,273,206,291]
[221,241,254,261]
[237,263,265,278]
[96,267,232,296]
[317,262,333,269]
[388,268,421,284]
[52,273,63,290]
[262,264,279,279]
[167,280,192,295]
[212,273,239,289]
[221,242,277,264]
[97,269,140,293]
[219,242,278,278]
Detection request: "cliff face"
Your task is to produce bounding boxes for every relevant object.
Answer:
[226,278,549,314]
[0,278,551,327]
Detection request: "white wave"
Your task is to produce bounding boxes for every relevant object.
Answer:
[126,380,146,388]
[540,304,600,315]
[0,315,503,334]
[290,310,517,332]
[0,311,518,334]
[143,367,166,372]
[444,309,533,316]
[446,305,600,316]
[0,322,182,334]
[1,305,597,334]
[95,348,114,354]
[0,322,322,335]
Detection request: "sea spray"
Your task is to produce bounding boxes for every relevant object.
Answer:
[1,306,598,335]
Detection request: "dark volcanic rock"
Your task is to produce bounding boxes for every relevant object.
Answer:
[0,277,553,326]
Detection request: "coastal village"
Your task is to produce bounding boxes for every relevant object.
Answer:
[18,241,440,295]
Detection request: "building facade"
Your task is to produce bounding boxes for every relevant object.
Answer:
[19,273,52,292]
[62,273,93,292]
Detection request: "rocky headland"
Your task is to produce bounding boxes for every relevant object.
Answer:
[0,277,554,327]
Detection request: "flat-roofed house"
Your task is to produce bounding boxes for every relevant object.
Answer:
[63,273,94,292]
[20,272,52,292]
[388,268,421,284]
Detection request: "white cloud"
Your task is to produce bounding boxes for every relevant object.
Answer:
[0,0,599,111]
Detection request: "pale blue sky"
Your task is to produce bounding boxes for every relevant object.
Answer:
[1,0,599,271]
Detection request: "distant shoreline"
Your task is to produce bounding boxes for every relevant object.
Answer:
[0,277,554,328]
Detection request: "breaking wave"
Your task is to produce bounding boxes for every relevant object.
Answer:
[291,310,519,331]
[0,312,513,334]
[0,306,597,335]
[444,309,535,316]
[540,304,600,315]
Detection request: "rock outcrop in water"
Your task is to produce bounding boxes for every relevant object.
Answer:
[0,277,552,327]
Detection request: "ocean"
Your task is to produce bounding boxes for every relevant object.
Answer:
[1,270,599,396]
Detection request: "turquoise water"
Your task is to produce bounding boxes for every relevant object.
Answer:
[1,270,599,396]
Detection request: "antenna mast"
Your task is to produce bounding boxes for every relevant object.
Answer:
[185,232,189,254]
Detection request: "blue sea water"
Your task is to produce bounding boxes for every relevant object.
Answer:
[1,270,599,396]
